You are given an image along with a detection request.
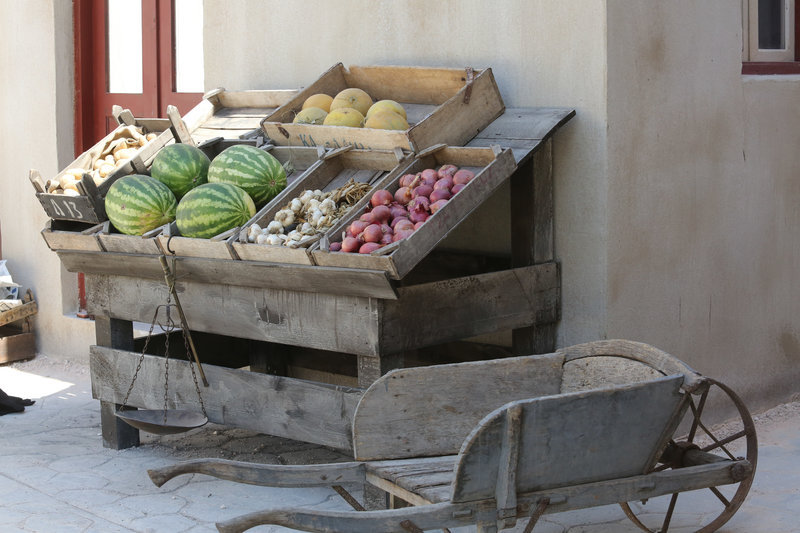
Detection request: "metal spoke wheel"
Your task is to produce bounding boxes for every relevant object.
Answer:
[619,378,757,533]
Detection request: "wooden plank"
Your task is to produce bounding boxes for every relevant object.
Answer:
[60,251,399,300]
[451,375,686,503]
[97,233,163,255]
[40,224,104,252]
[0,301,38,328]
[352,351,564,461]
[90,346,362,450]
[157,234,237,260]
[379,263,559,355]
[85,274,385,356]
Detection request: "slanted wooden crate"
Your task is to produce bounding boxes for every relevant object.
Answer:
[156,143,322,260]
[261,64,504,152]
[183,88,298,144]
[29,108,184,224]
[40,219,104,253]
[312,145,516,279]
[232,146,413,265]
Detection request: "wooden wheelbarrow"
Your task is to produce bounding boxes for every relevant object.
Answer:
[147,340,757,532]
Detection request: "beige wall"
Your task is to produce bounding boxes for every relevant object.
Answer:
[606,1,800,411]
[0,0,95,361]
[203,0,611,346]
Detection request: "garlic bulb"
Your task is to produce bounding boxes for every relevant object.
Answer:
[290,198,303,214]
[255,233,270,245]
[266,221,283,234]
[320,198,336,215]
[247,224,262,242]
[286,229,303,242]
[265,234,285,246]
[300,222,315,236]
[274,209,295,227]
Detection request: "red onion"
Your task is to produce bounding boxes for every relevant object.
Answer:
[429,188,451,202]
[393,218,414,231]
[453,169,475,185]
[408,209,429,224]
[398,174,417,188]
[433,176,453,191]
[412,184,433,199]
[390,216,408,229]
[451,183,466,194]
[329,242,342,252]
[349,220,369,236]
[341,237,360,253]
[392,229,414,242]
[359,212,376,224]
[420,168,438,185]
[362,224,383,243]
[371,205,392,223]
[409,196,430,213]
[380,232,393,245]
[370,189,393,207]
[438,164,458,179]
[394,186,413,205]
[380,222,393,234]
[389,205,408,219]
[359,242,382,254]
[430,199,449,213]
[414,221,426,230]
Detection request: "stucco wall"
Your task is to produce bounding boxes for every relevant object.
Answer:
[203,0,610,347]
[606,1,800,411]
[0,0,95,361]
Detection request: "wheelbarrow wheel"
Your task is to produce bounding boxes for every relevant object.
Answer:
[619,378,757,533]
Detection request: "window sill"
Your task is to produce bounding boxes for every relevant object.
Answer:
[742,62,800,75]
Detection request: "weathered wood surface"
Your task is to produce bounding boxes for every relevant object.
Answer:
[63,252,398,300]
[212,456,748,533]
[559,339,705,392]
[0,328,35,364]
[85,275,384,355]
[96,233,163,255]
[451,374,686,503]
[148,457,366,488]
[379,263,560,354]
[90,346,362,451]
[0,298,38,328]
[352,351,564,461]
[365,456,457,504]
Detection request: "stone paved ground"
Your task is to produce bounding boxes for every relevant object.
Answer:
[1,355,798,532]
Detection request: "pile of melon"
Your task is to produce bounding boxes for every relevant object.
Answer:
[105,143,287,239]
[293,88,409,131]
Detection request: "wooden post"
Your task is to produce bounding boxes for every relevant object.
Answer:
[511,138,557,355]
[94,314,140,449]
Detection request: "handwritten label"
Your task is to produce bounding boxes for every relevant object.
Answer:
[47,197,92,221]
[297,133,368,150]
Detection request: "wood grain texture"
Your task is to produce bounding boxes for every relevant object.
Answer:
[451,375,686,503]
[90,346,361,450]
[352,351,564,461]
[85,274,386,355]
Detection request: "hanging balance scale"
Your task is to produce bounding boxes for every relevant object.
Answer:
[115,255,209,435]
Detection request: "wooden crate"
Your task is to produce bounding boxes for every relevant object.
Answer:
[0,326,35,364]
[94,221,165,256]
[183,88,299,144]
[156,143,323,260]
[29,108,185,224]
[261,64,505,152]
[232,146,413,266]
[312,145,517,279]
[40,219,104,253]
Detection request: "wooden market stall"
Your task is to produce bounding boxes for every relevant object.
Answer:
[36,65,575,450]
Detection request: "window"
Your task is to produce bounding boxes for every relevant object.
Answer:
[743,0,800,73]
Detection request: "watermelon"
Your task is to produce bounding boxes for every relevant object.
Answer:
[105,174,177,235]
[150,143,211,200]
[176,182,256,239]
[207,144,286,207]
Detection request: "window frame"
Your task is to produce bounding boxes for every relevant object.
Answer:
[742,0,800,74]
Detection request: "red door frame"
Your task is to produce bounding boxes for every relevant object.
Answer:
[72,0,202,315]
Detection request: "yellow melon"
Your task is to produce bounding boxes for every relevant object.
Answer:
[323,107,365,128]
[302,94,334,113]
[330,88,373,116]
[364,110,409,131]
[366,100,407,120]
[293,107,328,125]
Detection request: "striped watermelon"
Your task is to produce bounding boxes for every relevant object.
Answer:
[207,144,286,207]
[105,175,177,235]
[150,143,210,200]
[176,182,256,239]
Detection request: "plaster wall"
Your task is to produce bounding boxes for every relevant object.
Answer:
[203,0,610,346]
[0,0,95,361]
[606,1,800,410]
